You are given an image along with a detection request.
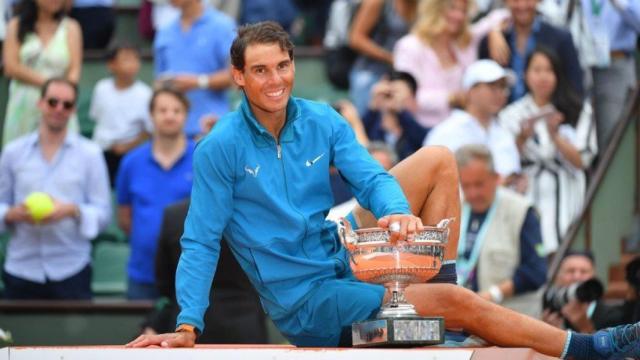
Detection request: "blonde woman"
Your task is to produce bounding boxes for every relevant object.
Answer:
[2,0,82,147]
[393,0,509,129]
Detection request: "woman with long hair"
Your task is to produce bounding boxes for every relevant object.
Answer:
[498,46,598,255]
[2,0,82,146]
[393,0,509,129]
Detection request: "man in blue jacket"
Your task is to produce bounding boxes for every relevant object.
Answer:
[128,21,640,360]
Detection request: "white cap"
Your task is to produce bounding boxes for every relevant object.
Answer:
[462,59,516,91]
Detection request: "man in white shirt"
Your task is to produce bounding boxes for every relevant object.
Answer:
[424,59,520,178]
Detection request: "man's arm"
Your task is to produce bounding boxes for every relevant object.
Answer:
[330,106,410,219]
[512,207,548,294]
[611,0,640,32]
[0,147,32,228]
[117,205,132,235]
[74,148,112,239]
[128,137,234,347]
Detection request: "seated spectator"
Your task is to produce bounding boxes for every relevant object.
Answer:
[362,71,427,160]
[498,47,597,255]
[455,144,547,318]
[116,88,195,300]
[142,199,268,343]
[425,59,521,178]
[0,78,111,300]
[479,0,583,102]
[393,0,510,129]
[89,44,153,187]
[348,0,417,115]
[69,0,114,49]
[2,0,82,147]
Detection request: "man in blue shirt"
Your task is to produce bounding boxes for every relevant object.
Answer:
[0,78,111,299]
[116,88,195,300]
[153,0,236,138]
[128,21,640,360]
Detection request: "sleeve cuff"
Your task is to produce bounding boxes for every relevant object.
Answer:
[0,204,9,233]
[77,204,101,239]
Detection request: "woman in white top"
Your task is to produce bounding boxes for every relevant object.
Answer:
[498,47,598,255]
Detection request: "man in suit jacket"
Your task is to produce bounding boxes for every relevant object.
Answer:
[478,0,583,102]
[143,199,268,343]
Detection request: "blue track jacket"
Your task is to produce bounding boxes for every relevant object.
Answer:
[176,95,411,333]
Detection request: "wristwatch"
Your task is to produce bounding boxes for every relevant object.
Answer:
[197,75,209,89]
[175,324,199,338]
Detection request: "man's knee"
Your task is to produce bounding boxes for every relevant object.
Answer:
[415,146,458,180]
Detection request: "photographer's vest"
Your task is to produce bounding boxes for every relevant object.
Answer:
[461,187,543,318]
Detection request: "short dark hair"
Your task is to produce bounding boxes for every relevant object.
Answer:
[230,21,294,70]
[40,77,79,102]
[563,250,596,265]
[389,71,418,96]
[149,87,190,113]
[105,42,140,62]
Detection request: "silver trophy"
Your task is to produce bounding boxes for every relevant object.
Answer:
[337,218,453,347]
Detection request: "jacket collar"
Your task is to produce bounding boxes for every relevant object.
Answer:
[239,93,301,148]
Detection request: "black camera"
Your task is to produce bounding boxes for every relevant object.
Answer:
[543,278,604,312]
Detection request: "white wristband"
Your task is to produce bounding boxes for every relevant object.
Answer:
[488,285,504,303]
[197,74,209,89]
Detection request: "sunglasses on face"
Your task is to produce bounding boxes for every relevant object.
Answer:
[46,97,75,110]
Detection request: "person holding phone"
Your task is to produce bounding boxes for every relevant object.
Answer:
[498,46,598,256]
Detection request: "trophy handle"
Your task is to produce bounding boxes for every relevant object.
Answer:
[336,217,358,265]
[436,217,455,241]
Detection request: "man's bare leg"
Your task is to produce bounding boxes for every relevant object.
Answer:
[402,284,567,357]
[355,147,567,356]
[353,146,461,261]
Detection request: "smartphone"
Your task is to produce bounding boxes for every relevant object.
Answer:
[525,105,556,125]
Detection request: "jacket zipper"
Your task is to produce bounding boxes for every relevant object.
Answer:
[275,139,310,258]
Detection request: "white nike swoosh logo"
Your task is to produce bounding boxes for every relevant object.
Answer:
[305,153,325,167]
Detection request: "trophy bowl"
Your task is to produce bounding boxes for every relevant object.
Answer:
[337,218,453,347]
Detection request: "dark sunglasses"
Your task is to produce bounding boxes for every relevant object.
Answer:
[46,97,75,110]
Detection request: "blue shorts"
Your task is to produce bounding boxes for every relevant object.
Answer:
[273,279,385,347]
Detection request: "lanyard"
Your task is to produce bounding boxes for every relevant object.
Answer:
[590,0,605,17]
[456,190,501,288]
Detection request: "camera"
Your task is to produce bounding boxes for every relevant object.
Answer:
[543,278,604,312]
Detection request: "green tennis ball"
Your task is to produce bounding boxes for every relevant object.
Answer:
[24,192,54,222]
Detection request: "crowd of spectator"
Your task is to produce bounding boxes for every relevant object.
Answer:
[0,0,638,345]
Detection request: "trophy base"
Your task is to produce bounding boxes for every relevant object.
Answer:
[351,316,445,347]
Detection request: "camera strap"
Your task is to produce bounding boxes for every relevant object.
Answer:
[457,190,501,288]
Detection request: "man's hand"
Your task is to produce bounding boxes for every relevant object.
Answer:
[125,331,196,348]
[378,214,423,243]
[561,300,595,333]
[5,204,35,225]
[41,199,78,224]
[542,309,565,329]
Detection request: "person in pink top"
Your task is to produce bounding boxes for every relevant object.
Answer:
[393,0,510,129]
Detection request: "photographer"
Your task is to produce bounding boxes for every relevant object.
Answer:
[543,250,606,333]
[361,71,427,161]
